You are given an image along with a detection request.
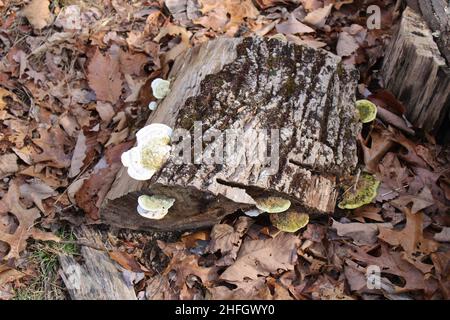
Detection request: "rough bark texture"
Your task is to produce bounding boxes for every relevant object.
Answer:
[381,7,450,136]
[100,37,360,231]
[58,226,137,300]
[406,0,450,63]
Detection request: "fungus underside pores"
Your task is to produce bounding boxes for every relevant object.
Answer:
[137,194,176,220]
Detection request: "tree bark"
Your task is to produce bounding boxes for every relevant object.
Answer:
[381,7,450,136]
[406,0,450,64]
[100,37,361,231]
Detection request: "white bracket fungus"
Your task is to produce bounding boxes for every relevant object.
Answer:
[148,101,157,111]
[137,194,175,220]
[151,78,171,99]
[121,123,172,181]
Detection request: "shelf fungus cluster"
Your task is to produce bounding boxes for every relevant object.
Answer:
[121,123,174,219]
[121,123,173,181]
[338,173,380,209]
[254,196,309,232]
[355,99,377,123]
[137,195,175,220]
[151,78,171,100]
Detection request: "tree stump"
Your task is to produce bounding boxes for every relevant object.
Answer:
[100,37,361,231]
[381,7,450,137]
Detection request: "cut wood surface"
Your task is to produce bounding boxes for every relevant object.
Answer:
[58,226,137,300]
[381,7,450,135]
[100,37,361,231]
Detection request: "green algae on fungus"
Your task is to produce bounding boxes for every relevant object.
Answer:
[270,210,309,233]
[137,194,175,220]
[338,173,380,209]
[355,99,377,123]
[255,196,291,213]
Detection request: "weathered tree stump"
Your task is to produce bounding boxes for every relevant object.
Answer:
[381,7,450,136]
[100,37,361,231]
[58,226,137,300]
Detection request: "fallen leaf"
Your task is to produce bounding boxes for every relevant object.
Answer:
[276,13,315,35]
[75,141,134,220]
[19,179,57,214]
[54,5,81,30]
[159,240,218,289]
[378,208,439,257]
[87,48,123,104]
[109,251,144,273]
[0,154,19,179]
[303,4,333,28]
[348,243,437,293]
[209,277,272,300]
[331,219,385,245]
[391,187,435,214]
[69,131,87,178]
[21,0,52,30]
[32,126,71,169]
[434,228,450,243]
[336,31,359,57]
[0,182,41,260]
[220,232,300,283]
[208,216,253,266]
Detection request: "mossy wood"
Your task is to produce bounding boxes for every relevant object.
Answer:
[100,37,360,231]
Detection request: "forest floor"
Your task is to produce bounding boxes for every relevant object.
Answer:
[0,0,449,300]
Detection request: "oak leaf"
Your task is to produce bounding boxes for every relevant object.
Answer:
[87,48,123,104]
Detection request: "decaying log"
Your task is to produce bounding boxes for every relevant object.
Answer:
[381,7,450,135]
[100,37,361,231]
[58,226,137,300]
[406,0,450,63]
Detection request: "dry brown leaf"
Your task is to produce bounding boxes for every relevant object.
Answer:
[348,243,437,293]
[353,205,384,222]
[378,208,439,257]
[303,4,333,28]
[32,126,71,169]
[181,230,210,248]
[390,187,435,214]
[69,131,87,178]
[209,277,272,300]
[331,219,386,245]
[19,179,57,215]
[87,48,123,104]
[220,232,300,283]
[358,127,394,173]
[0,268,24,287]
[208,216,253,266]
[0,153,18,179]
[434,228,450,243]
[109,251,144,273]
[119,50,149,76]
[0,182,41,260]
[276,13,315,35]
[336,31,359,57]
[75,141,134,220]
[300,0,323,11]
[21,0,52,30]
[158,240,218,289]
[95,102,115,124]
